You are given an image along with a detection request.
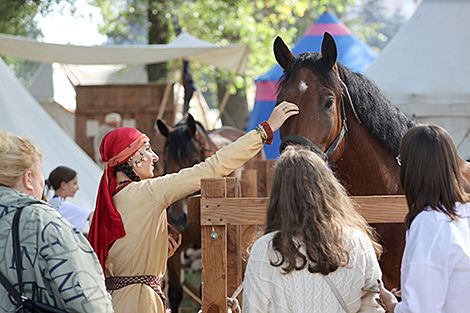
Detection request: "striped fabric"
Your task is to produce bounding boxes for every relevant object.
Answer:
[106,275,170,312]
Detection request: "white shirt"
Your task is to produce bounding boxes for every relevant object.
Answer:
[243,230,383,313]
[395,203,470,313]
[48,196,91,232]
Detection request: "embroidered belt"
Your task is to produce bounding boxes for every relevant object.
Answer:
[106,275,170,312]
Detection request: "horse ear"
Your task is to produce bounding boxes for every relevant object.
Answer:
[156,119,171,138]
[321,32,338,69]
[186,114,197,137]
[274,36,296,70]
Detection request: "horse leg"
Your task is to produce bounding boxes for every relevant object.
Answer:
[167,253,183,312]
[373,223,406,289]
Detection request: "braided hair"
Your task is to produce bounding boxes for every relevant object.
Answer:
[114,162,141,182]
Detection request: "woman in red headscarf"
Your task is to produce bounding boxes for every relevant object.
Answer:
[88,102,298,313]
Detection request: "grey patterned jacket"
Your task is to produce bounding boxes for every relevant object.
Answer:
[0,186,113,312]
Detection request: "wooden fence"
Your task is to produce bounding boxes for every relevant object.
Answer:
[192,160,408,313]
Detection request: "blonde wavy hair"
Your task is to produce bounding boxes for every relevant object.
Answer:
[0,131,43,188]
[265,146,383,275]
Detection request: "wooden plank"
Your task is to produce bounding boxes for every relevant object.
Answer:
[201,195,408,225]
[351,195,408,224]
[254,161,268,197]
[188,195,201,223]
[201,225,226,313]
[201,198,267,226]
[222,178,240,303]
[201,178,231,313]
[241,169,257,197]
[264,160,275,197]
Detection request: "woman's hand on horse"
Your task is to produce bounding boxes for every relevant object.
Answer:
[167,234,182,259]
[267,101,299,132]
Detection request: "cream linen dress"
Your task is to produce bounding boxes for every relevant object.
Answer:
[105,130,263,313]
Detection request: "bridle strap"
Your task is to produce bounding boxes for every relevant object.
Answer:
[280,134,329,161]
[279,68,360,163]
[279,94,348,163]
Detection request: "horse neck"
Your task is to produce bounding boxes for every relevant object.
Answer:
[335,109,402,196]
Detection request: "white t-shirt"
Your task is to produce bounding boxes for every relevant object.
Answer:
[395,202,470,313]
[49,196,91,232]
[243,230,383,313]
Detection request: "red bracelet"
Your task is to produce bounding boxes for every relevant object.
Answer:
[260,121,273,145]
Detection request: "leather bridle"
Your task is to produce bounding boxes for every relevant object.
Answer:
[279,70,361,163]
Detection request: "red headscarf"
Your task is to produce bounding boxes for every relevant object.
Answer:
[88,127,149,271]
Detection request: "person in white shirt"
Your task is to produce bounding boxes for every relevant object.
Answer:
[379,124,470,313]
[243,146,384,313]
[46,166,92,233]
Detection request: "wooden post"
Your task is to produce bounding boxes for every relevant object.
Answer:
[254,160,275,197]
[201,177,237,313]
[241,169,257,198]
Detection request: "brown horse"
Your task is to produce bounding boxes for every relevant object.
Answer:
[156,113,265,311]
[273,32,470,289]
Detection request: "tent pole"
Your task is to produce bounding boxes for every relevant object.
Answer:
[216,47,249,124]
[156,60,179,122]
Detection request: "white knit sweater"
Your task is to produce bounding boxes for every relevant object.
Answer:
[243,230,384,313]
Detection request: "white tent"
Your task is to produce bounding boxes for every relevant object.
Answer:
[0,32,249,73]
[28,63,148,139]
[365,0,470,158]
[0,57,101,212]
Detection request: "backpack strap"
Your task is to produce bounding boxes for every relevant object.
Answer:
[13,208,24,297]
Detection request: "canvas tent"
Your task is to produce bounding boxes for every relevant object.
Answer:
[0,31,249,136]
[247,11,378,159]
[28,63,148,139]
[0,31,249,73]
[365,0,470,159]
[0,57,101,212]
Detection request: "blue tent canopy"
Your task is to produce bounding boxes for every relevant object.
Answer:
[248,11,378,159]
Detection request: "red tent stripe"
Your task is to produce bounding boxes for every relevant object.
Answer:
[255,81,277,102]
[304,23,352,36]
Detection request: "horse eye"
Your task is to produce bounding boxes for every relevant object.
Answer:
[325,98,335,108]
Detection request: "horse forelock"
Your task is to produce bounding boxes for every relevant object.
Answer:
[278,52,340,96]
[278,51,418,156]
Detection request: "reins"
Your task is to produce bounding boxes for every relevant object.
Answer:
[279,69,361,163]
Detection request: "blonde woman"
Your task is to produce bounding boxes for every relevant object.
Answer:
[0,131,113,312]
[243,146,384,313]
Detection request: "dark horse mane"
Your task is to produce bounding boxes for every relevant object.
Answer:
[164,118,208,165]
[279,52,418,156]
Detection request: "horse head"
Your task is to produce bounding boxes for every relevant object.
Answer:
[157,113,215,232]
[274,32,352,163]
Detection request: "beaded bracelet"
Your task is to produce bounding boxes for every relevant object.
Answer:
[255,122,274,145]
[255,124,268,143]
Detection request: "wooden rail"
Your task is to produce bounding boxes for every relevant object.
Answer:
[198,174,408,313]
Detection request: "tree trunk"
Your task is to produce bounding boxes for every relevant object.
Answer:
[147,1,170,82]
[217,78,249,130]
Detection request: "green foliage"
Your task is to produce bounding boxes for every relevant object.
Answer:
[0,0,77,83]
[90,0,353,104]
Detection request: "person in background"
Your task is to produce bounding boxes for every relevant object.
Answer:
[94,112,122,168]
[88,102,299,313]
[46,166,92,233]
[243,146,384,313]
[0,131,113,312]
[378,124,470,313]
